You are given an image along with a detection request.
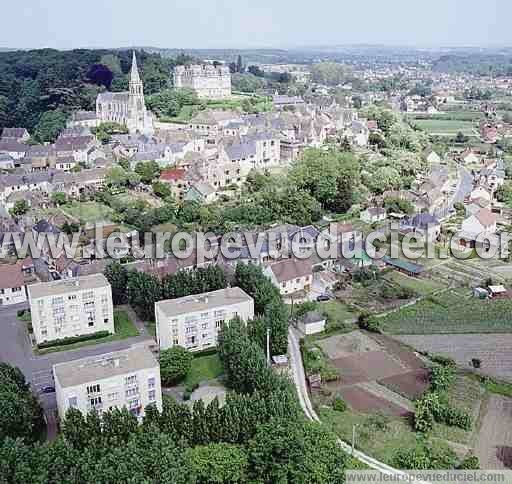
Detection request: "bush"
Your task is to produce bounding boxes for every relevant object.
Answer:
[159,346,193,386]
[393,440,457,470]
[37,331,111,349]
[414,391,471,432]
[357,314,381,333]
[458,455,480,470]
[332,396,347,412]
[430,354,456,368]
[320,366,339,383]
[430,365,455,393]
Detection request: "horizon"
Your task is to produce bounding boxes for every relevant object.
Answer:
[1,0,507,51]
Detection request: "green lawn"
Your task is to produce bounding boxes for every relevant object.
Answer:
[36,310,139,355]
[321,300,359,324]
[383,272,444,296]
[413,119,475,135]
[184,353,223,387]
[62,201,114,224]
[380,290,512,334]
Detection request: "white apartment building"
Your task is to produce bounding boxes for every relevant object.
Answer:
[155,287,254,352]
[28,274,114,345]
[53,344,162,420]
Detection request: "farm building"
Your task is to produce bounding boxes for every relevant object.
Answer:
[360,207,387,224]
[382,256,425,277]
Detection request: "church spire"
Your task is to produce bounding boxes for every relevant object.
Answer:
[130,51,141,83]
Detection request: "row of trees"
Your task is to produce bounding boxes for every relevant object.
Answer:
[105,263,228,320]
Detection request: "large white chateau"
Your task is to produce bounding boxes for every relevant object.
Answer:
[174,64,232,99]
[96,52,154,136]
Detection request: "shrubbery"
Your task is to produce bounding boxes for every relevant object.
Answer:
[37,330,111,349]
[332,396,347,412]
[159,346,193,386]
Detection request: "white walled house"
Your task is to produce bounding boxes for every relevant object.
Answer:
[0,262,27,306]
[360,207,387,224]
[155,287,254,352]
[264,258,313,296]
[470,186,492,202]
[461,208,497,235]
[298,311,326,335]
[53,344,162,420]
[28,274,114,345]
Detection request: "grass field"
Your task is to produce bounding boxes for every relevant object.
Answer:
[383,272,444,296]
[408,111,483,122]
[185,353,223,387]
[62,201,114,224]
[413,119,476,135]
[37,310,139,354]
[380,290,512,334]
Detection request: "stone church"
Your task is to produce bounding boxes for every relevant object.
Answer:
[96,52,154,136]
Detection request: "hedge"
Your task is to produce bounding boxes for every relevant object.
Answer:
[37,330,111,349]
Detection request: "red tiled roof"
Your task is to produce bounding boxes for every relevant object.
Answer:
[160,169,186,182]
[0,262,25,289]
[475,207,497,227]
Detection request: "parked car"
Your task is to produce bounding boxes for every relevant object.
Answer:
[316,294,332,302]
[41,386,55,394]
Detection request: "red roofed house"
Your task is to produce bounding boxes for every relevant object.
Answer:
[264,258,313,297]
[0,262,27,306]
[159,168,189,200]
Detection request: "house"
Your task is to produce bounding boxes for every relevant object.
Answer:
[400,213,441,242]
[155,287,254,352]
[0,141,28,160]
[0,262,27,306]
[159,168,189,201]
[360,207,387,224]
[461,207,497,235]
[1,128,30,143]
[423,149,441,164]
[28,274,114,345]
[264,258,313,296]
[298,311,326,335]
[0,153,15,170]
[184,183,217,203]
[53,343,162,420]
[470,185,492,202]
[460,149,479,165]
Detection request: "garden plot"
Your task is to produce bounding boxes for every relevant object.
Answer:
[395,334,512,382]
[379,369,430,400]
[475,395,512,469]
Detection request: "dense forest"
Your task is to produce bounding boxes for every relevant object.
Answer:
[0,49,175,132]
[432,54,512,76]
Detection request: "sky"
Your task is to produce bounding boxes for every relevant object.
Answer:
[1,0,508,50]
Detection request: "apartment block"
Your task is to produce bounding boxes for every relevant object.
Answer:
[155,287,254,352]
[53,344,162,420]
[28,274,114,345]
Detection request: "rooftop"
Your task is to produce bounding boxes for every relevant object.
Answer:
[53,344,158,388]
[156,287,253,318]
[28,273,110,299]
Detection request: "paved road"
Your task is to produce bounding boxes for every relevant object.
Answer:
[0,303,154,419]
[287,327,427,480]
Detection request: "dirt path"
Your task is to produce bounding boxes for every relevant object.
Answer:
[358,381,415,413]
[474,395,512,469]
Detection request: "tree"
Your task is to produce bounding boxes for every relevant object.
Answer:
[33,110,68,143]
[310,62,352,86]
[186,443,248,483]
[105,166,140,190]
[9,199,30,217]
[0,363,43,442]
[159,346,193,386]
[135,160,161,185]
[126,271,161,320]
[368,166,401,194]
[152,180,173,199]
[104,262,129,305]
[86,64,114,89]
[51,192,67,206]
[236,55,244,74]
[93,122,128,144]
[61,221,80,235]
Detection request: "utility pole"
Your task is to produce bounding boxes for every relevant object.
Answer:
[351,424,357,455]
[266,327,271,367]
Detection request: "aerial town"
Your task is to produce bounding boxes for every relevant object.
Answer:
[1,3,512,481]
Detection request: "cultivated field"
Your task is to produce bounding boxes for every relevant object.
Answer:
[413,119,476,136]
[379,290,512,335]
[395,334,512,381]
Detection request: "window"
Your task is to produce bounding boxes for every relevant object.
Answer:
[68,294,77,301]
[89,396,102,408]
[68,396,77,408]
[125,387,139,398]
[125,375,137,386]
[104,318,109,324]
[148,390,156,402]
[173,338,179,345]
[201,322,209,329]
[87,384,101,395]
[148,377,155,389]
[108,392,118,401]
[215,320,224,328]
